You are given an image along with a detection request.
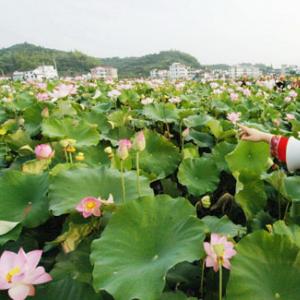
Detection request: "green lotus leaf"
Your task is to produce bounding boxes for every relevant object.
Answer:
[226,231,300,300]
[42,118,100,147]
[23,103,43,136]
[107,110,131,128]
[178,157,220,196]
[226,141,269,176]
[284,176,300,202]
[201,215,246,238]
[187,130,214,148]
[183,114,210,128]
[91,195,206,300]
[235,173,267,220]
[5,129,34,151]
[0,224,22,246]
[262,170,288,199]
[160,291,197,300]
[142,103,179,123]
[49,166,154,215]
[82,110,110,134]
[272,220,300,248]
[35,277,103,300]
[0,170,49,228]
[0,220,19,235]
[100,127,135,146]
[206,118,223,139]
[210,142,235,172]
[139,130,181,179]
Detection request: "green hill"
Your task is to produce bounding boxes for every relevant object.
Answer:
[0,43,101,76]
[101,50,201,78]
[0,43,201,78]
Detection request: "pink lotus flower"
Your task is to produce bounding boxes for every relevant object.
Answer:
[35,82,47,90]
[204,233,236,272]
[168,97,181,104]
[289,90,298,98]
[76,194,114,218]
[141,97,154,105]
[210,82,219,89]
[227,112,241,124]
[36,93,49,101]
[76,197,101,218]
[230,93,239,102]
[117,139,132,160]
[107,90,121,98]
[242,89,251,97]
[213,89,223,95]
[34,144,54,160]
[286,113,296,121]
[0,248,52,300]
[134,131,146,151]
[284,96,292,103]
[50,84,77,99]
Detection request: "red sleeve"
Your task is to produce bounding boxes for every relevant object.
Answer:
[270,135,288,162]
[277,137,289,162]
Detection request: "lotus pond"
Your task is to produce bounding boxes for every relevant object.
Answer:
[0,78,300,300]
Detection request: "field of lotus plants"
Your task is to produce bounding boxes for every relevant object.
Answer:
[0,77,300,300]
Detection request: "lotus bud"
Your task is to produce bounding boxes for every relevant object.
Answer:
[75,152,85,161]
[34,144,55,160]
[18,117,25,126]
[134,131,146,152]
[201,195,211,209]
[266,224,273,233]
[182,128,190,138]
[117,139,132,160]
[41,107,49,118]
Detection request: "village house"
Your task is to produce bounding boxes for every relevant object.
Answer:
[90,66,118,80]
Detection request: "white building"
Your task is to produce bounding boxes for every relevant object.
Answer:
[13,65,58,81]
[33,66,58,80]
[229,65,261,79]
[91,66,118,80]
[150,69,169,79]
[169,63,189,80]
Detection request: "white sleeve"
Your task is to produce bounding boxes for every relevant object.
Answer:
[286,137,300,172]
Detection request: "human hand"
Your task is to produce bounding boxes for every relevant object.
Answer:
[238,124,273,144]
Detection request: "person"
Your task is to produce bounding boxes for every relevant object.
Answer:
[275,75,287,90]
[238,124,300,172]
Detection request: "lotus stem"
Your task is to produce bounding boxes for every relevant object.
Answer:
[64,149,68,163]
[200,259,205,297]
[136,152,141,197]
[219,260,223,300]
[120,160,126,202]
[68,152,73,165]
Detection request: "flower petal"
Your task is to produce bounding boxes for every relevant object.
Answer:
[8,284,31,300]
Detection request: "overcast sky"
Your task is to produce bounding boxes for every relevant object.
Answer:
[1,0,300,66]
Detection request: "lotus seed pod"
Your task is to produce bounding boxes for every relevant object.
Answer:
[75,152,85,161]
[201,195,211,209]
[104,147,113,154]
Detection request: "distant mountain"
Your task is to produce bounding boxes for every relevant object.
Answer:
[0,43,201,78]
[101,50,201,78]
[0,43,101,76]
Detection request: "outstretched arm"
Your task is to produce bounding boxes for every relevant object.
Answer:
[238,124,300,172]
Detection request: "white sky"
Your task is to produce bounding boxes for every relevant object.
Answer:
[0,0,300,66]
